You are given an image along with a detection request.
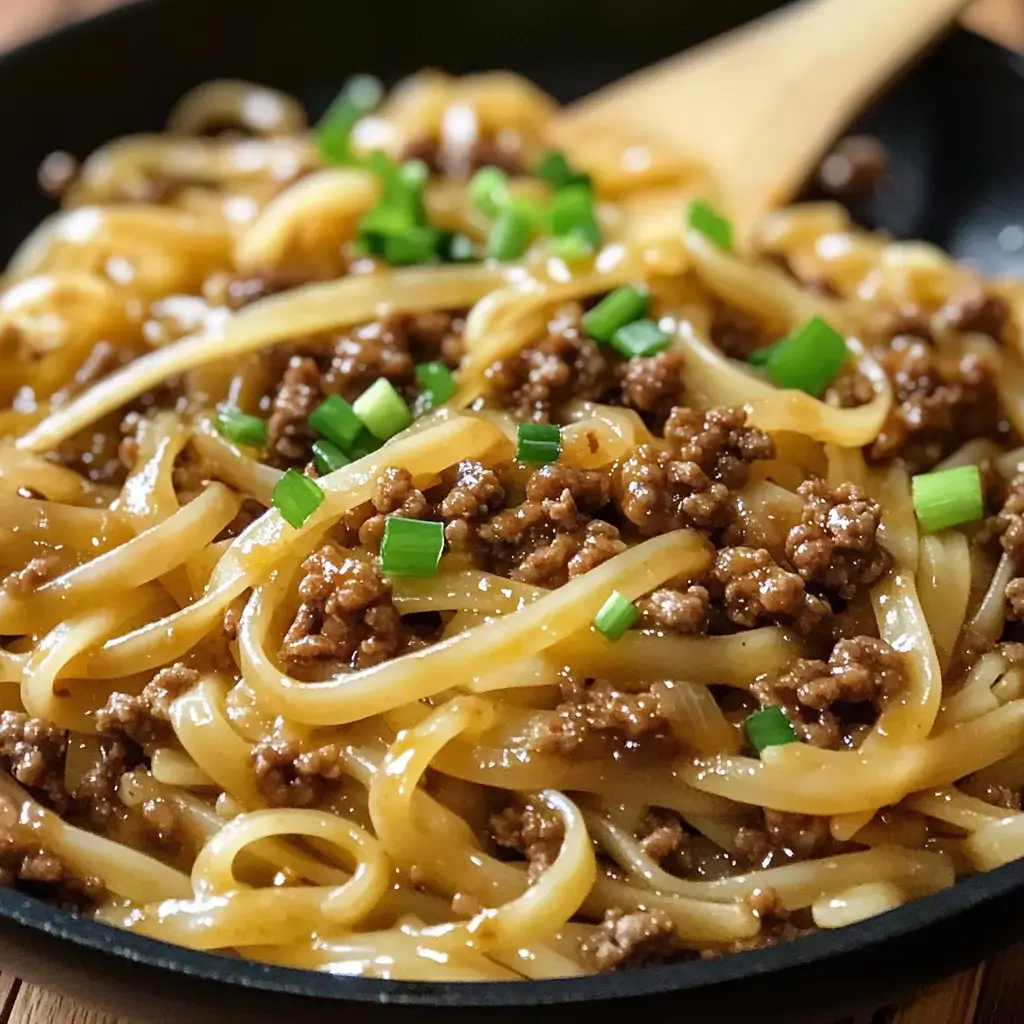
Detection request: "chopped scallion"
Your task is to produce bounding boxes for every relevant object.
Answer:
[685,199,733,251]
[762,316,848,397]
[594,591,638,642]
[487,206,533,261]
[380,517,445,577]
[581,285,650,343]
[548,184,601,248]
[745,706,798,753]
[415,361,456,409]
[273,469,325,529]
[745,345,775,367]
[348,428,384,460]
[534,149,591,191]
[611,318,670,359]
[215,407,267,448]
[353,378,412,440]
[470,166,511,217]
[315,74,384,164]
[309,395,363,450]
[550,231,595,263]
[311,439,350,476]
[911,465,984,534]
[382,225,441,266]
[516,422,561,465]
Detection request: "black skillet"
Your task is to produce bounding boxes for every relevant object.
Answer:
[1,1,1024,1021]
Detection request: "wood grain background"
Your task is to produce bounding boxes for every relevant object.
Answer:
[0,0,1023,1020]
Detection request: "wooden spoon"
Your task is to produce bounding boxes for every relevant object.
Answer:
[551,0,971,244]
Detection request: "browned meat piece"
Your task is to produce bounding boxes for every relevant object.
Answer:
[615,352,684,420]
[817,135,887,198]
[712,546,831,635]
[830,366,876,408]
[578,909,683,971]
[0,806,105,912]
[665,406,775,488]
[487,306,612,422]
[751,636,905,749]
[869,305,933,344]
[401,133,526,180]
[734,810,836,868]
[1007,577,1024,620]
[710,302,767,360]
[993,474,1024,565]
[72,738,132,828]
[941,288,1011,343]
[267,355,322,466]
[475,464,622,586]
[202,267,327,310]
[0,713,68,809]
[251,736,343,808]
[490,800,564,881]
[538,679,672,759]
[2,554,60,594]
[639,809,691,867]
[704,888,815,956]
[637,586,710,634]
[785,478,891,599]
[357,467,431,549]
[869,336,1004,473]
[959,773,1022,811]
[279,545,433,669]
[94,664,199,746]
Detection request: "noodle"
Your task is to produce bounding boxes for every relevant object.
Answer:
[0,68,1019,982]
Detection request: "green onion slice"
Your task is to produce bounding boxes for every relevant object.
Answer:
[348,428,384,460]
[415,361,456,409]
[762,316,848,397]
[380,517,445,577]
[353,378,412,440]
[470,166,511,217]
[745,706,799,753]
[582,285,650,343]
[594,591,638,642]
[548,184,601,247]
[516,422,561,465]
[534,149,591,191]
[273,469,325,529]
[550,231,595,263]
[309,394,364,450]
[487,206,533,261]
[911,465,984,534]
[311,439,350,476]
[315,74,384,164]
[611,318,670,359]
[215,407,267,448]
[685,199,734,251]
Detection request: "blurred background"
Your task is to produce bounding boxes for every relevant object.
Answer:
[0,0,1022,54]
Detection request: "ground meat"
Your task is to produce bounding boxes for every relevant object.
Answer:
[829,366,876,408]
[816,135,888,198]
[941,288,1011,342]
[251,736,343,808]
[710,302,768,360]
[266,355,322,466]
[734,810,836,868]
[487,306,612,422]
[358,467,431,549]
[578,909,683,971]
[2,554,60,594]
[72,738,132,828]
[712,546,832,635]
[0,815,105,912]
[473,464,622,586]
[1007,578,1024,620]
[751,636,905,749]
[202,267,327,310]
[0,713,67,809]
[785,479,890,599]
[538,679,671,759]
[870,304,934,344]
[993,474,1024,565]
[94,664,199,746]
[279,545,431,668]
[639,809,691,868]
[704,888,815,956]
[401,132,526,180]
[490,800,564,881]
[615,407,773,539]
[637,586,709,634]
[615,351,684,420]
[959,774,1022,811]
[869,336,1004,473]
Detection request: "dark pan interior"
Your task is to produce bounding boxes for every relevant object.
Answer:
[1,1,1024,1022]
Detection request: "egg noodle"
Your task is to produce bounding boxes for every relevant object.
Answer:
[2,70,1024,981]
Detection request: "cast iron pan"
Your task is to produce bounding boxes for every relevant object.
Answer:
[1,1,1024,1021]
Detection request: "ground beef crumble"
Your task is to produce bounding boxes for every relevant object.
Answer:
[94,664,199,746]
[578,909,684,971]
[734,810,837,868]
[751,636,906,749]
[710,302,768,360]
[785,478,891,599]
[490,800,564,881]
[941,288,1012,343]
[616,406,774,538]
[639,808,692,868]
[991,475,1024,618]
[0,713,68,809]
[251,736,343,808]
[1,555,61,595]
[637,586,710,634]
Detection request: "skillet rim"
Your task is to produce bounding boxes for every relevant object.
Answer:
[2,0,1024,1008]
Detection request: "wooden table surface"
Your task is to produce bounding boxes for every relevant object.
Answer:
[1,0,1024,1020]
